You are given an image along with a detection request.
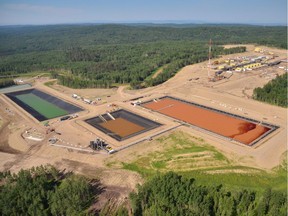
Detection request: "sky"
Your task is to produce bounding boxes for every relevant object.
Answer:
[0,0,287,25]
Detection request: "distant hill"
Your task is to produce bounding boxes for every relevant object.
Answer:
[0,24,286,54]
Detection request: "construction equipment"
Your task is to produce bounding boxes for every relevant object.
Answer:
[48,137,58,144]
[46,127,61,135]
[60,116,71,121]
[90,138,107,151]
[71,114,78,119]
[207,39,212,80]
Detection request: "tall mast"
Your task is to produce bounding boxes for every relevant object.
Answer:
[208,39,212,79]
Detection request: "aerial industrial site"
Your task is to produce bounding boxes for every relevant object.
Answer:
[1,44,286,165]
[0,44,287,212]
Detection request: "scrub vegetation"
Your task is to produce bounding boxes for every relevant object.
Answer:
[122,132,287,192]
[123,132,287,215]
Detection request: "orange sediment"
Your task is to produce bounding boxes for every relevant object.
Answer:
[143,98,270,145]
[99,118,145,137]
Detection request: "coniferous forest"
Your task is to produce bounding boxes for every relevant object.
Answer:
[0,24,286,88]
[130,172,287,216]
[1,167,286,216]
[253,73,287,107]
[0,166,97,216]
[0,78,15,88]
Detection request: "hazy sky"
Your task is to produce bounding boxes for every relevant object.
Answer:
[0,0,287,25]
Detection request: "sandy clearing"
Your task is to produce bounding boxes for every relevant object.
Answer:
[8,126,29,152]
[46,82,117,101]
[205,168,261,174]
[0,152,16,170]
[152,66,166,79]
[172,151,214,158]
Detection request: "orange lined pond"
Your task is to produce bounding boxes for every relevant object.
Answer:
[99,118,145,138]
[142,97,274,145]
[85,109,161,141]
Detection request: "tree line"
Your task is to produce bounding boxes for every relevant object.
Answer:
[0,78,15,88]
[0,41,246,89]
[0,165,97,215]
[253,73,287,107]
[1,166,286,215]
[130,172,287,216]
[0,24,286,55]
[0,24,286,89]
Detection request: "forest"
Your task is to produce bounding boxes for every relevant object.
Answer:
[0,165,98,215]
[0,78,15,88]
[1,166,286,216]
[0,24,286,88]
[130,172,287,216]
[253,73,287,107]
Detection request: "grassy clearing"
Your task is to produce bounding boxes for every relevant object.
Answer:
[123,132,229,175]
[145,64,169,80]
[44,80,57,87]
[18,71,50,78]
[178,166,287,192]
[122,131,287,192]
[110,83,129,87]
